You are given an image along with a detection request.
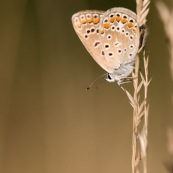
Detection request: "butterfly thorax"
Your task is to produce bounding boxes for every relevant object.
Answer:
[106,61,134,85]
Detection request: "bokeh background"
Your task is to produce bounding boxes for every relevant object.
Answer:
[0,0,172,173]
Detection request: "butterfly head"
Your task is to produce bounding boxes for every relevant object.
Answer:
[105,73,118,83]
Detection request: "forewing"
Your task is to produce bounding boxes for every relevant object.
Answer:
[72,10,114,73]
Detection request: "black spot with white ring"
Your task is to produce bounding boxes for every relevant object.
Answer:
[121,29,125,33]
[87,14,91,18]
[130,35,134,40]
[108,52,114,57]
[80,15,84,19]
[125,32,129,36]
[116,13,121,17]
[86,29,90,34]
[117,49,122,54]
[104,18,108,23]
[104,44,110,49]
[107,35,112,40]
[116,27,120,32]
[130,44,134,49]
[122,15,128,19]
[111,26,116,31]
[93,14,98,18]
[91,28,95,33]
[109,13,114,18]
[130,19,134,23]
[84,35,88,39]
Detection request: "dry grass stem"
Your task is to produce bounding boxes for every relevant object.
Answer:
[126,53,150,173]
[124,0,150,173]
[156,2,173,173]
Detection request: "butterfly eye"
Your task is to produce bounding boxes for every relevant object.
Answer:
[107,73,112,80]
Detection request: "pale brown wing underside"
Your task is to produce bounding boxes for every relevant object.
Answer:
[99,8,140,69]
[72,10,114,73]
[72,8,140,74]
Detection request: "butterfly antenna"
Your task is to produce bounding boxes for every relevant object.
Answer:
[86,74,107,91]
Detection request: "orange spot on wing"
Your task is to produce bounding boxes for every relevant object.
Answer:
[93,18,99,24]
[121,18,127,24]
[87,18,93,23]
[101,28,105,34]
[103,23,110,29]
[81,19,87,24]
[133,28,137,33]
[109,17,115,23]
[115,16,121,22]
[76,24,81,28]
[128,22,134,27]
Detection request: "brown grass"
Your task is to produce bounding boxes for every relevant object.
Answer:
[124,0,151,173]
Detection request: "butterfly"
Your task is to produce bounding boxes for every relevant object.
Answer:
[72,7,147,85]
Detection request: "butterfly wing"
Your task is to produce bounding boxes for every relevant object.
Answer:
[99,7,140,69]
[72,10,114,73]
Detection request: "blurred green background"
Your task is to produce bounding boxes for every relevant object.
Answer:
[0,0,172,173]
